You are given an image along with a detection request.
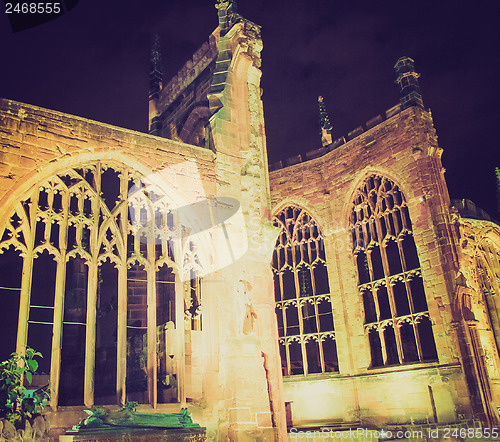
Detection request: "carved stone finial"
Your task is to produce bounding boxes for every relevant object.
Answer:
[215,0,240,36]
[318,96,333,147]
[394,56,423,109]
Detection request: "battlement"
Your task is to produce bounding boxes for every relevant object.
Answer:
[269,103,402,172]
[157,32,219,111]
[452,198,499,224]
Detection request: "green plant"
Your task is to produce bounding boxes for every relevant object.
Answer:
[0,348,49,424]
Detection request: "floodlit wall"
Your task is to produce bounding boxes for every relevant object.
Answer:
[269,105,481,428]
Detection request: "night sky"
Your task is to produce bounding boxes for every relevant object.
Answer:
[1,0,499,216]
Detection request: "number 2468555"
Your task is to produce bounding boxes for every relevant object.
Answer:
[5,3,62,14]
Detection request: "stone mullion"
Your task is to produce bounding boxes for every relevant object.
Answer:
[366,200,385,365]
[315,298,326,372]
[175,277,186,404]
[279,273,287,337]
[364,212,384,362]
[412,318,425,362]
[84,260,98,407]
[371,285,382,324]
[16,190,39,356]
[84,165,101,408]
[292,241,307,375]
[147,236,157,407]
[49,188,70,408]
[378,326,389,365]
[116,169,128,406]
[379,221,404,364]
[116,264,127,406]
[318,336,326,373]
[146,205,158,408]
[387,280,404,363]
[285,341,291,376]
[278,271,284,302]
[277,270,288,378]
[308,238,316,293]
[362,220,370,250]
[17,253,34,355]
[400,204,412,231]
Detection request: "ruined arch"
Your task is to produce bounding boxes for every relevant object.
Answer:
[0,158,204,408]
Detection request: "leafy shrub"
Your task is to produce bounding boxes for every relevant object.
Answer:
[0,348,49,424]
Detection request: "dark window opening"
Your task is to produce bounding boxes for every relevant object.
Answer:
[410,277,428,312]
[369,330,384,368]
[289,341,304,375]
[418,317,438,360]
[394,282,410,316]
[377,286,391,321]
[356,251,370,285]
[363,291,377,324]
[0,247,22,362]
[94,262,118,405]
[400,323,419,362]
[384,326,399,365]
[286,307,300,336]
[402,235,420,270]
[305,340,321,374]
[369,246,384,280]
[386,240,402,275]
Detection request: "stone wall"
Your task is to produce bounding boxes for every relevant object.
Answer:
[0,98,217,218]
[269,105,475,427]
[0,416,51,441]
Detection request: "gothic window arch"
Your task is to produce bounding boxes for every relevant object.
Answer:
[350,175,437,367]
[272,205,338,376]
[476,240,500,360]
[0,161,202,407]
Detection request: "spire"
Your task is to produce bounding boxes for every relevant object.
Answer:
[394,56,423,110]
[149,34,163,136]
[149,34,163,100]
[215,0,240,36]
[318,96,333,147]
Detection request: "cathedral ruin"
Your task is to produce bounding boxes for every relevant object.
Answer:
[1,1,500,440]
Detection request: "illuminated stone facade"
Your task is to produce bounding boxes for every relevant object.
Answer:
[269,101,500,429]
[1,1,500,440]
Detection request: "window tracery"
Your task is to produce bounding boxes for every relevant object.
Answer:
[350,175,437,367]
[0,162,202,407]
[272,206,338,376]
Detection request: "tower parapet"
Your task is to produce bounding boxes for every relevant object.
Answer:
[394,56,423,109]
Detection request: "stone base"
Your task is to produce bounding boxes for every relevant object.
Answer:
[59,427,207,441]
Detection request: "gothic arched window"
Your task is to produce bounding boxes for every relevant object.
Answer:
[272,206,338,376]
[476,240,500,358]
[0,162,202,407]
[350,175,437,367]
